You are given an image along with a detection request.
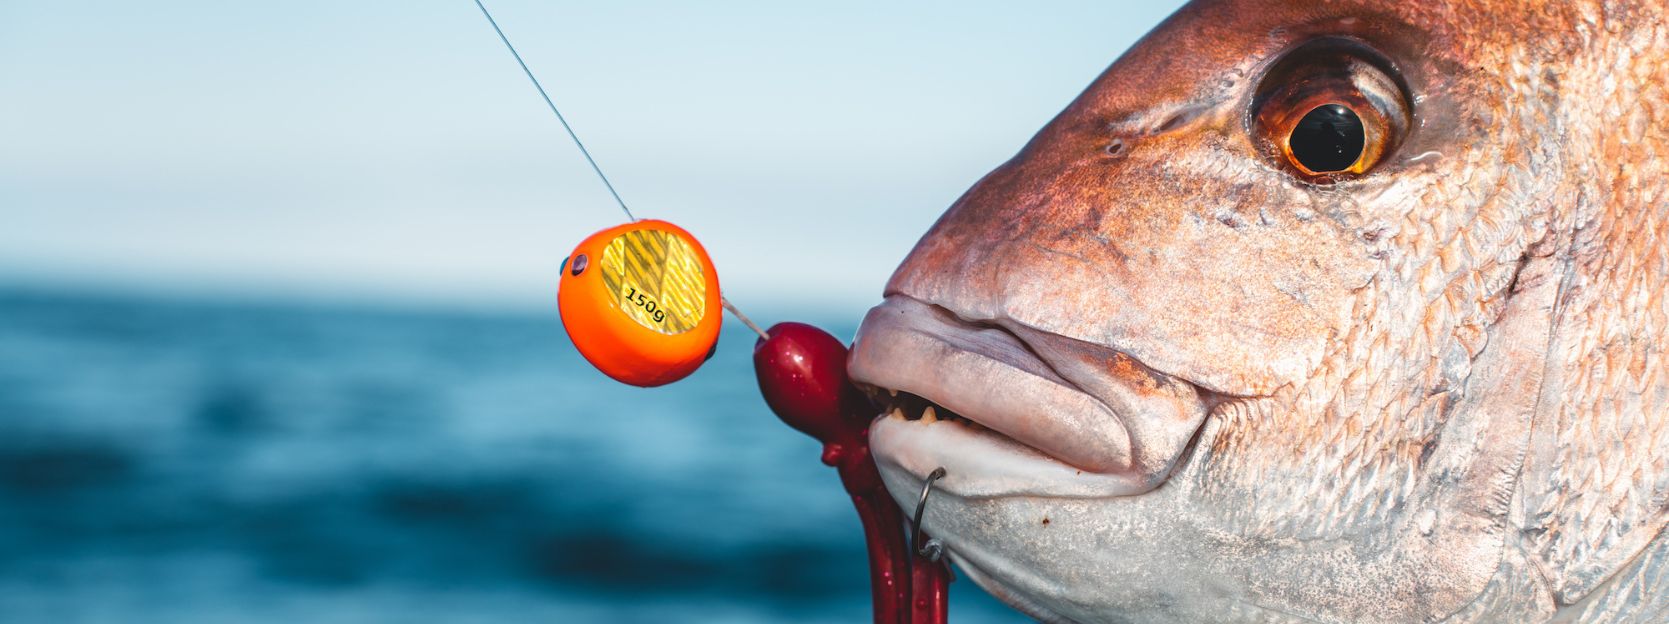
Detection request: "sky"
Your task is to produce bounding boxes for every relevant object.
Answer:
[0,1,1187,314]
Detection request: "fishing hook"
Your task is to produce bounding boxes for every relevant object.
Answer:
[911,467,947,561]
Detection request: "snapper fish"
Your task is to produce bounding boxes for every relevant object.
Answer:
[847,0,1668,621]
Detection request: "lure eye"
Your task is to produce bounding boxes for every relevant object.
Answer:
[1252,39,1410,181]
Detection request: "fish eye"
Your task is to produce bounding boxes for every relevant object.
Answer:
[1251,39,1411,181]
[1290,104,1364,172]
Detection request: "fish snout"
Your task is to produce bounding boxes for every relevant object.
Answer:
[848,295,1212,497]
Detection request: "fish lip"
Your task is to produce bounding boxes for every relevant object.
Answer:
[848,294,1215,499]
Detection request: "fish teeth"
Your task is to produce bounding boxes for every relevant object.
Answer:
[889,407,906,421]
[922,405,938,423]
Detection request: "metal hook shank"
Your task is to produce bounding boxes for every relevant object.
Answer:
[911,467,947,561]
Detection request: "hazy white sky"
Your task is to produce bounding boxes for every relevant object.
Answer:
[0,1,1186,312]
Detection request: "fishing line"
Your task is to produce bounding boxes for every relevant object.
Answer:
[471,0,633,222]
[471,0,770,343]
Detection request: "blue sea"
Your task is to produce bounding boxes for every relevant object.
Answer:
[0,286,1025,623]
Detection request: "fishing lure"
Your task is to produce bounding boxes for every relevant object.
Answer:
[472,2,950,621]
[472,0,763,386]
[558,220,721,387]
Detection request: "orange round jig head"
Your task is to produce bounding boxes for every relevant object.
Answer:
[558,220,722,387]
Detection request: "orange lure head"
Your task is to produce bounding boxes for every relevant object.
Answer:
[557,220,722,387]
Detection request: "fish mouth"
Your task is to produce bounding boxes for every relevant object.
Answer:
[848,295,1216,499]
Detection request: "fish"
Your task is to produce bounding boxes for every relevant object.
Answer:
[845,1,1668,621]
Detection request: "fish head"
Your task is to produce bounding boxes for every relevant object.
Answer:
[844,1,1653,621]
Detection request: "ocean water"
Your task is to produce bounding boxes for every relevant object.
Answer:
[0,287,1025,623]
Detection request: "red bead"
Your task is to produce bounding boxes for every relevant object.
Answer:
[752,322,867,445]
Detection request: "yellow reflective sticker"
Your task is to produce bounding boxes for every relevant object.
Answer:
[598,228,707,335]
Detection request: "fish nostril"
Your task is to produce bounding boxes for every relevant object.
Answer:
[1102,139,1126,158]
[1153,105,1207,134]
